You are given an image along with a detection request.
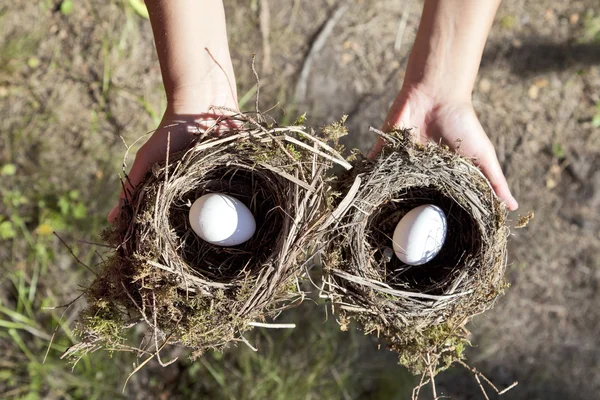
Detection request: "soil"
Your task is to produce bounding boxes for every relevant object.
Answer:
[1,0,599,399]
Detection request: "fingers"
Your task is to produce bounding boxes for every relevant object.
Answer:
[476,145,519,211]
[107,114,241,223]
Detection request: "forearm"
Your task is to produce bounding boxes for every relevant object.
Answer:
[404,0,500,101]
[146,0,236,112]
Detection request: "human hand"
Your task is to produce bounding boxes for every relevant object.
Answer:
[107,0,240,222]
[369,84,518,211]
[107,83,239,223]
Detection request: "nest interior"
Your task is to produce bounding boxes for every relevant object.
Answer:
[324,129,510,374]
[172,166,286,282]
[66,116,350,360]
[367,186,481,293]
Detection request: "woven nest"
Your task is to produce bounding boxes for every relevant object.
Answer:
[322,129,510,374]
[65,115,349,360]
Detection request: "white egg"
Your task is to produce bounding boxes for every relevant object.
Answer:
[188,193,256,247]
[392,204,447,266]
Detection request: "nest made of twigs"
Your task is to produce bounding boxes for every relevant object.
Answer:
[322,129,510,374]
[65,114,350,361]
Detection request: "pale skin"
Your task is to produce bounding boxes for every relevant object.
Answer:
[108,0,517,222]
[108,0,238,222]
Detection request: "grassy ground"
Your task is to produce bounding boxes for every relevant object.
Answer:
[1,0,600,399]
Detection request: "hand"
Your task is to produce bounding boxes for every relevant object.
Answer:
[107,0,239,222]
[370,84,518,211]
[107,80,239,223]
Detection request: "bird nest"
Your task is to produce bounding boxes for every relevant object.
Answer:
[322,129,510,375]
[65,114,350,361]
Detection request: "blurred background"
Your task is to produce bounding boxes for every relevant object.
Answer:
[1,0,599,399]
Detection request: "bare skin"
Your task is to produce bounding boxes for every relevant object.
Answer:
[108,0,517,222]
[108,0,238,222]
[372,0,518,210]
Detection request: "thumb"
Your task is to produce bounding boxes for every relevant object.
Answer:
[108,151,151,223]
[369,98,413,159]
[476,146,519,211]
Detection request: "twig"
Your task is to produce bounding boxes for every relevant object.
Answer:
[41,292,85,310]
[321,175,362,230]
[248,322,296,329]
[204,47,238,112]
[53,232,98,277]
[457,360,518,397]
[274,126,349,167]
[251,54,261,117]
[258,162,313,191]
[122,334,173,393]
[427,353,437,400]
[146,260,230,289]
[412,370,430,400]
[240,334,258,351]
[474,373,490,400]
[119,132,151,174]
[120,281,154,329]
[164,130,170,184]
[153,293,178,367]
[282,135,352,170]
[94,250,107,264]
[333,270,472,301]
[75,239,113,248]
[118,132,152,204]
[43,304,72,363]
[498,381,519,395]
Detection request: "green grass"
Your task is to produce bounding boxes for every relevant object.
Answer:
[0,155,129,398]
[183,308,357,399]
[150,302,414,400]
[0,271,131,400]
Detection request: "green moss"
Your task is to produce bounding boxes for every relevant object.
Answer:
[322,115,348,141]
[235,277,256,303]
[79,302,126,347]
[285,144,302,160]
[293,112,307,126]
[325,188,342,211]
[283,276,298,294]
[390,322,470,374]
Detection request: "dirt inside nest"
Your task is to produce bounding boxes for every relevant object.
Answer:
[367,186,482,294]
[168,167,285,283]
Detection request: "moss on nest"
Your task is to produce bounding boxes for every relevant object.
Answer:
[65,114,349,361]
[322,129,510,375]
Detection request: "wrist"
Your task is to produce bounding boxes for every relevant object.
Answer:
[399,79,472,110]
[166,81,237,116]
[403,45,476,103]
[166,93,210,116]
[402,0,499,104]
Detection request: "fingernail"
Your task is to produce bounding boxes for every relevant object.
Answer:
[509,196,519,211]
